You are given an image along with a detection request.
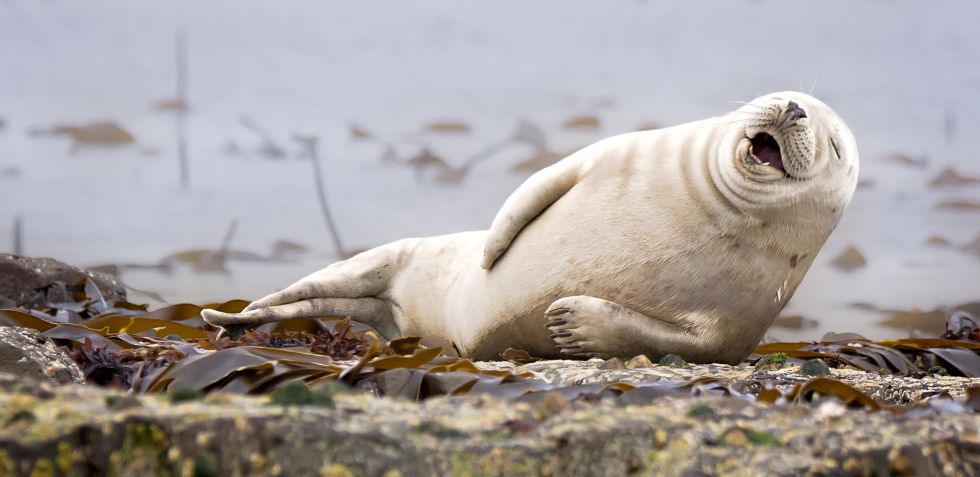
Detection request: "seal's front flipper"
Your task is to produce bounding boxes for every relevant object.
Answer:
[481,150,595,270]
[544,296,727,363]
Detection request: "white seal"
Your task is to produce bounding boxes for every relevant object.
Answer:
[203,91,859,364]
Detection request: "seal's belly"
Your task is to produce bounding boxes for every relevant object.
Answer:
[459,181,791,359]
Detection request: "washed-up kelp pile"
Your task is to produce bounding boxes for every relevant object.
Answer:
[750,330,980,378]
[2,278,980,413]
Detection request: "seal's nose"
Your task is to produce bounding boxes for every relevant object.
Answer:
[785,101,807,121]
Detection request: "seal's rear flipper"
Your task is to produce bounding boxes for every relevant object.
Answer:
[201,241,413,339]
[482,148,597,270]
[242,244,405,312]
[201,297,399,340]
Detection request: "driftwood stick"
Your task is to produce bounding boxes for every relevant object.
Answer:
[214,218,238,265]
[294,135,348,258]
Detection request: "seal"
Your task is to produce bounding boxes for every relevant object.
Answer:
[202,91,859,364]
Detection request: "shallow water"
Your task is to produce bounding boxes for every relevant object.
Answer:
[1,0,978,342]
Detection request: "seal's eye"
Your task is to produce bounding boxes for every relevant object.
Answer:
[829,138,841,160]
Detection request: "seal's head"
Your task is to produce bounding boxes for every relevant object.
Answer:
[709,91,859,250]
[718,91,858,216]
[735,92,858,182]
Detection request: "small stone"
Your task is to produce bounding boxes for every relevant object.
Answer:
[321,463,356,477]
[658,354,686,367]
[270,382,315,406]
[7,409,35,425]
[721,429,749,446]
[500,348,542,364]
[842,457,863,473]
[194,455,219,477]
[249,452,267,471]
[686,403,716,418]
[800,359,831,377]
[600,357,625,370]
[105,395,142,410]
[744,428,780,446]
[753,353,788,372]
[625,354,654,369]
[927,366,948,376]
[888,448,913,474]
[169,388,203,403]
[537,392,569,417]
[270,381,336,408]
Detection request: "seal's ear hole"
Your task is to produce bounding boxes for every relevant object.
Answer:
[829,138,842,161]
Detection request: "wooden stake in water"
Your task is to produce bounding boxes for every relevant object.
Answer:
[176,28,190,188]
[294,135,348,258]
[944,108,957,145]
[12,215,22,256]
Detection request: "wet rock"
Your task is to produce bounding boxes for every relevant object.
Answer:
[0,327,83,385]
[658,354,686,367]
[800,359,831,377]
[0,255,126,308]
[945,310,980,341]
[0,372,56,399]
[927,366,949,376]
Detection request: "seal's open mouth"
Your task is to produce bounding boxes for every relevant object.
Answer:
[749,133,784,173]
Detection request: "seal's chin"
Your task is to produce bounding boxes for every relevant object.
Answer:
[748,133,785,173]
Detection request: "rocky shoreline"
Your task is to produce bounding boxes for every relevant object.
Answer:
[0,368,978,476]
[2,255,980,476]
[2,353,980,476]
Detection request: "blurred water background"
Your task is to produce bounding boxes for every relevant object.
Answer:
[1,0,978,342]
